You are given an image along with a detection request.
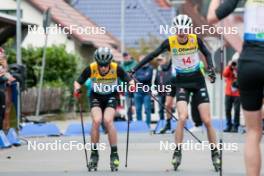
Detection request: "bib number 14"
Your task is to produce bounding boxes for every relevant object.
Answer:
[182,57,192,65]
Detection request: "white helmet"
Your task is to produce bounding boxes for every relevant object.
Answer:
[231,52,240,62]
[172,14,193,29]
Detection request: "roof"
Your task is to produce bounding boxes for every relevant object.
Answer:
[27,0,122,60]
[74,0,172,48]
[155,0,171,9]
[0,13,35,26]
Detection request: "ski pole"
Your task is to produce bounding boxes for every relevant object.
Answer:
[125,95,132,167]
[219,0,225,174]
[130,74,203,143]
[78,98,89,171]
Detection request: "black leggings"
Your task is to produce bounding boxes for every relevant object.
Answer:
[238,44,264,111]
[0,91,6,130]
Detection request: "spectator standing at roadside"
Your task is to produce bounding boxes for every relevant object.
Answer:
[223,52,240,133]
[121,52,137,120]
[154,56,172,120]
[0,48,15,130]
[134,55,153,126]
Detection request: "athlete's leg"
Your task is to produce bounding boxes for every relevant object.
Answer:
[91,107,103,144]
[171,95,188,170]
[103,107,117,145]
[262,98,264,122]
[165,83,177,122]
[175,88,190,144]
[165,96,174,121]
[239,85,263,176]
[195,86,217,144]
[237,56,264,176]
[171,86,189,169]
[244,110,262,176]
[103,105,120,170]
[175,100,188,144]
[198,103,217,144]
[262,99,264,130]
[159,95,174,133]
[198,101,221,171]
[190,93,203,127]
[87,106,102,170]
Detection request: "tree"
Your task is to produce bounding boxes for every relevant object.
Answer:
[126,35,170,67]
[4,40,78,89]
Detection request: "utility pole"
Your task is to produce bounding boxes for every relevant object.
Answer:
[16,0,22,64]
[35,8,51,117]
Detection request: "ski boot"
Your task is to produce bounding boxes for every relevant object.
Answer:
[88,151,99,171]
[110,152,120,172]
[159,122,171,134]
[171,149,182,171]
[211,149,221,172]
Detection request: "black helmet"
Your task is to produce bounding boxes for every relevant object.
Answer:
[94,47,113,66]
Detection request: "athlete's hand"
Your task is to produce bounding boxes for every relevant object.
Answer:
[208,68,216,83]
[73,89,81,99]
[73,81,82,99]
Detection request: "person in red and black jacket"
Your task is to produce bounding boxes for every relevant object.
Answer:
[223,53,240,133]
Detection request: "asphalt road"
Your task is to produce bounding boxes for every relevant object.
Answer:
[0,132,263,176]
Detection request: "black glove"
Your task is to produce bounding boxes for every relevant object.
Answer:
[207,68,216,83]
[129,68,136,76]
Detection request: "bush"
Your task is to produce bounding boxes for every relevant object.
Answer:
[3,40,79,113]
[4,40,78,89]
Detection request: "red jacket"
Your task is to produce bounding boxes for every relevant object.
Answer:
[223,66,240,97]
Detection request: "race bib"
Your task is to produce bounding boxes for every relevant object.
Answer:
[172,53,200,73]
[169,34,201,74]
[244,0,264,42]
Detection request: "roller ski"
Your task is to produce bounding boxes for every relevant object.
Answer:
[211,149,221,172]
[171,149,182,171]
[110,152,120,172]
[159,121,171,134]
[88,151,98,172]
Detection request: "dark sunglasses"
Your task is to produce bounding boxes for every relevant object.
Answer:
[98,64,109,68]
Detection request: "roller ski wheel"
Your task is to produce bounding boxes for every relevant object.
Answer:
[88,152,98,172]
[110,152,119,172]
[211,150,221,172]
[171,149,182,171]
